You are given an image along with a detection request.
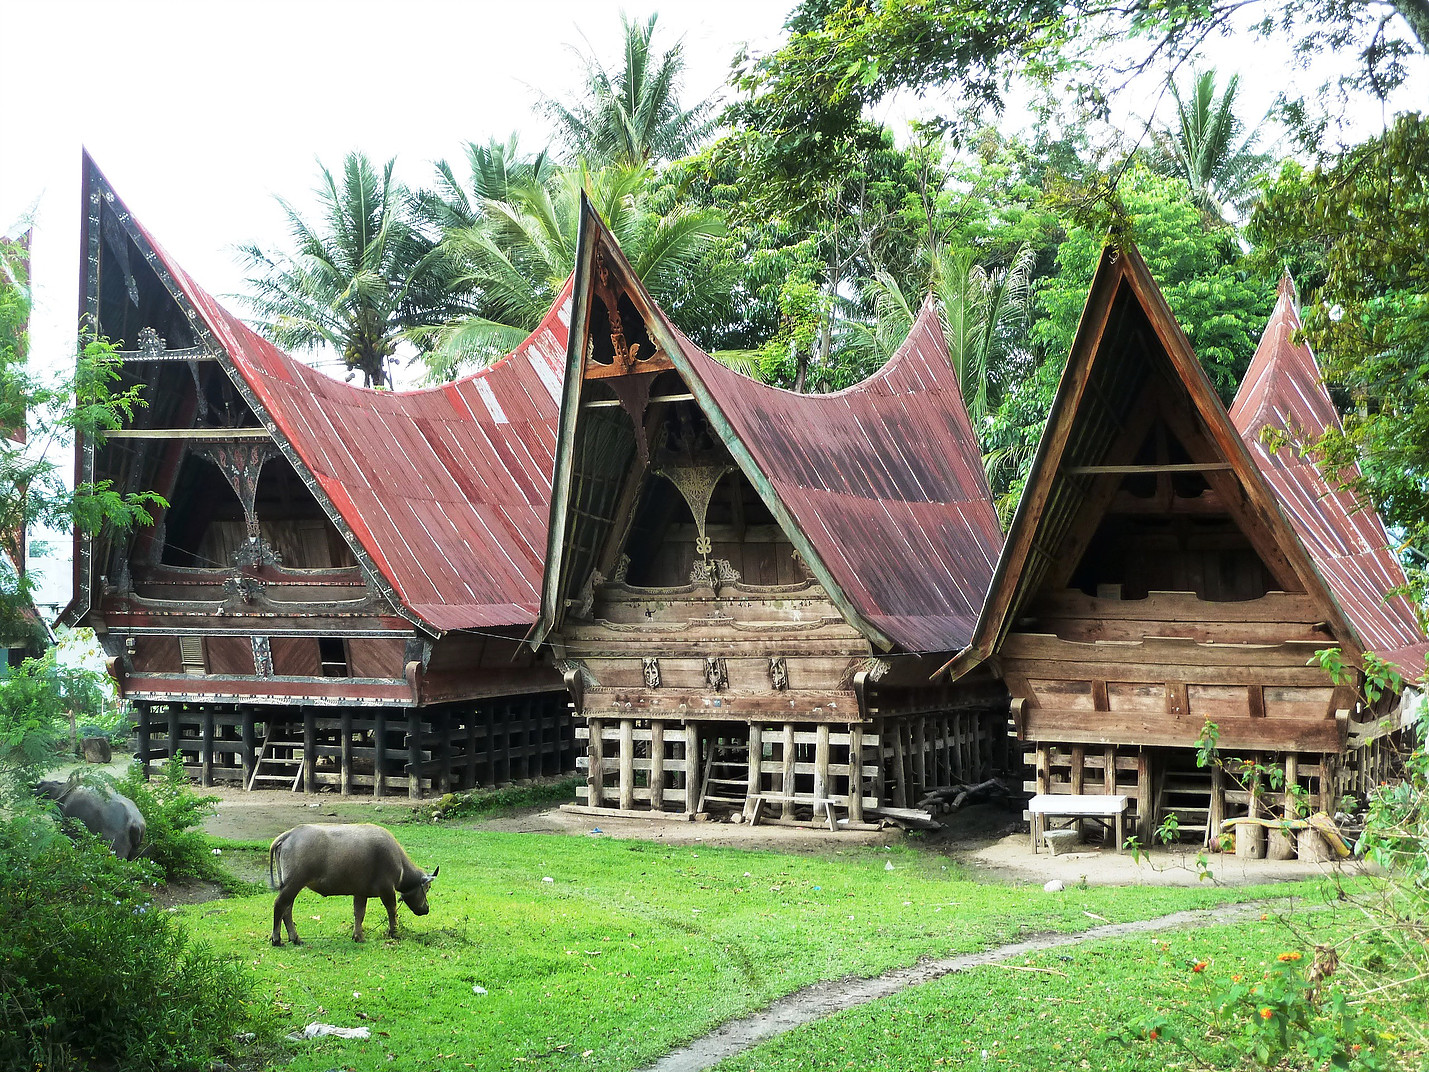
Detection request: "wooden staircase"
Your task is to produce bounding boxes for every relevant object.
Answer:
[1154,761,1214,846]
[696,737,750,814]
[246,727,306,791]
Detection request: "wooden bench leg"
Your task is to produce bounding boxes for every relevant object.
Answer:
[750,797,766,827]
[1115,810,1124,853]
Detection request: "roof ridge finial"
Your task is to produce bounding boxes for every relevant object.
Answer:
[1277,270,1300,310]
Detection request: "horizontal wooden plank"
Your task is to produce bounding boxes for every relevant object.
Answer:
[1023,707,1345,752]
[1029,589,1322,624]
[107,427,274,440]
[1006,659,1331,688]
[1003,633,1330,668]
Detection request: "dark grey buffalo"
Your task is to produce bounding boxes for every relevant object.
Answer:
[268,823,438,945]
[36,779,146,861]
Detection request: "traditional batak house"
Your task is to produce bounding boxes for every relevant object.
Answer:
[939,244,1427,845]
[63,155,575,797]
[533,200,1008,826]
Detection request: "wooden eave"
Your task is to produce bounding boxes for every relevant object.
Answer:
[942,241,1362,681]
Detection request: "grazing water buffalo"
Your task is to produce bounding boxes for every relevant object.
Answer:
[268,823,438,946]
[36,779,146,861]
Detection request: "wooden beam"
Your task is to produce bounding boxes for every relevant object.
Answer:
[106,427,273,440]
[582,393,694,409]
[1023,707,1344,752]
[1064,462,1234,475]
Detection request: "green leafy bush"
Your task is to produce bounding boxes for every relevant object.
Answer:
[0,809,272,1071]
[429,775,581,821]
[115,756,226,886]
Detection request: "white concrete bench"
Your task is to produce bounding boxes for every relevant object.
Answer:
[1027,794,1130,853]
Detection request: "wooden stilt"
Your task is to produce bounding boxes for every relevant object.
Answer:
[619,719,635,810]
[588,718,605,809]
[814,724,831,804]
[341,709,353,797]
[744,723,762,818]
[781,723,797,820]
[168,706,180,762]
[239,708,255,788]
[136,703,152,779]
[374,711,388,798]
[200,710,214,787]
[650,721,666,812]
[1137,751,1153,843]
[303,709,317,794]
[848,723,864,823]
[891,722,908,808]
[684,723,699,814]
[912,718,927,798]
[407,714,422,799]
[483,704,496,787]
[465,708,478,790]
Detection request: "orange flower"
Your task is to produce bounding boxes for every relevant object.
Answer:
[1276,951,1302,962]
[1192,961,1208,973]
[1231,974,1242,983]
[1148,1030,1159,1041]
[1260,1008,1274,1020]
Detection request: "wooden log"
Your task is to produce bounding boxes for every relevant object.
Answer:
[848,723,864,823]
[1036,745,1051,796]
[1284,754,1300,818]
[465,709,478,790]
[588,718,605,809]
[814,724,831,804]
[912,718,927,799]
[781,724,797,820]
[407,714,422,800]
[684,723,700,815]
[1136,751,1152,843]
[240,708,255,788]
[303,709,317,794]
[650,721,666,812]
[619,719,635,811]
[375,710,388,798]
[341,709,353,797]
[1209,763,1225,850]
[744,723,762,819]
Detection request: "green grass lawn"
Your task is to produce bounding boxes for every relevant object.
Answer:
[709,909,1409,1072]
[191,824,1331,1072]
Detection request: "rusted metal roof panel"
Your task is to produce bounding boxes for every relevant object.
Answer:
[668,303,1005,653]
[1230,279,1428,678]
[131,217,570,634]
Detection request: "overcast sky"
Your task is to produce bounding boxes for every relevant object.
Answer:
[4,1,1422,611]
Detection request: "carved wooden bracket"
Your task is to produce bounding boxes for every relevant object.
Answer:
[192,441,280,540]
[586,245,673,380]
[655,460,733,558]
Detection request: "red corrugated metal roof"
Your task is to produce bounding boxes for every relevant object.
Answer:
[130,216,570,634]
[1230,279,1428,678]
[665,301,1005,653]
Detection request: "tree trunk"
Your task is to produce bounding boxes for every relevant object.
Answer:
[791,337,808,394]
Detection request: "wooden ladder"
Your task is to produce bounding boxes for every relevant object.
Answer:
[1154,762,1214,846]
[246,729,306,792]
[696,737,750,814]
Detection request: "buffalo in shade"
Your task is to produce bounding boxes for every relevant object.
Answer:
[269,823,438,945]
[36,778,146,861]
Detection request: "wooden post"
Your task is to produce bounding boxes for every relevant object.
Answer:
[912,718,927,797]
[408,714,423,800]
[340,709,353,797]
[137,703,152,779]
[848,723,864,823]
[200,710,214,787]
[1208,763,1225,850]
[891,722,908,808]
[1319,753,1338,814]
[776,723,795,819]
[814,724,831,803]
[374,710,388,798]
[438,710,454,795]
[1103,746,1117,794]
[465,709,478,790]
[619,719,635,811]
[684,723,699,815]
[303,709,317,794]
[167,706,180,762]
[1284,754,1300,818]
[588,717,605,808]
[872,719,886,804]
[1035,745,1050,796]
[502,701,515,784]
[1137,751,1153,843]
[483,704,496,787]
[239,708,255,788]
[744,723,762,819]
[650,721,666,812]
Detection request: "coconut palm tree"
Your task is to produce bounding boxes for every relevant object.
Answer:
[418,162,730,380]
[843,243,1035,425]
[539,13,716,168]
[1150,69,1272,223]
[417,135,555,234]
[240,153,445,388]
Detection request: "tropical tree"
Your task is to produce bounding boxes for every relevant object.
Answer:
[1149,69,1272,222]
[240,153,448,388]
[419,162,730,379]
[843,243,1035,425]
[540,12,716,168]
[417,135,555,234]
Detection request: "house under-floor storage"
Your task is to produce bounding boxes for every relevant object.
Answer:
[940,247,1427,844]
[62,154,575,796]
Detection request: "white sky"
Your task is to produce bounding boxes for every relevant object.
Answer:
[3,0,1422,612]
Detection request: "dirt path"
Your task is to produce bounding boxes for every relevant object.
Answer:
[637,901,1289,1072]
